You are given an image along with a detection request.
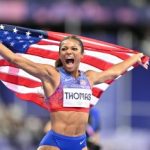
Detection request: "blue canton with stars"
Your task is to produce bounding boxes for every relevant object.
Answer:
[0,24,48,53]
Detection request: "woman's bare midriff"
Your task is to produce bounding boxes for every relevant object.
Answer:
[50,111,89,136]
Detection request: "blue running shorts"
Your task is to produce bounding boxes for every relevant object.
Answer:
[39,130,87,150]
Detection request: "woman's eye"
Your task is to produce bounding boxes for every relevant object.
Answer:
[72,47,78,51]
[61,47,66,51]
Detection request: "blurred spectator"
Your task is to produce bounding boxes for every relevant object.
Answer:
[0,102,45,150]
[86,107,102,150]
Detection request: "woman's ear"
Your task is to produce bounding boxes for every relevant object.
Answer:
[80,53,84,59]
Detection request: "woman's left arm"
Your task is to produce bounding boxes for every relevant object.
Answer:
[86,53,144,86]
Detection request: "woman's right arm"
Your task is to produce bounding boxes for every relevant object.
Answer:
[0,43,57,80]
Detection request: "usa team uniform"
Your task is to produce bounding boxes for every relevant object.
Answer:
[40,67,92,150]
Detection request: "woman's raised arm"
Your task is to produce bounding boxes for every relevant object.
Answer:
[86,53,145,86]
[0,43,57,80]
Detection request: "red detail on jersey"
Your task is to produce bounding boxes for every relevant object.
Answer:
[45,84,90,113]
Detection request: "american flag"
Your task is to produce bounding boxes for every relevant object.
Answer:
[0,24,149,110]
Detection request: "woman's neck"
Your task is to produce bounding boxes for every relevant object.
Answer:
[71,70,80,78]
[63,67,80,78]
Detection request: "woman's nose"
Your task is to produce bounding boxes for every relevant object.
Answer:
[66,49,72,54]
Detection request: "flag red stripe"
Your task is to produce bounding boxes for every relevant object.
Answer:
[82,55,114,70]
[0,72,41,87]
[27,47,59,59]
[15,92,48,109]
[92,87,103,98]
[0,59,17,67]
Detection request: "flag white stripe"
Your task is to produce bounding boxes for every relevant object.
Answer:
[94,83,109,91]
[31,44,59,52]
[85,50,124,63]
[18,53,56,65]
[90,96,99,105]
[0,66,40,82]
[0,55,3,59]
[2,81,44,94]
[82,39,120,48]
[41,39,60,44]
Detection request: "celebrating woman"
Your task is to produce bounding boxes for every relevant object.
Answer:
[0,35,146,150]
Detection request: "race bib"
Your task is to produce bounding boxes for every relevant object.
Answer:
[63,88,92,108]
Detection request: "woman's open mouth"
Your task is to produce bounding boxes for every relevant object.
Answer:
[65,58,74,64]
[65,58,75,69]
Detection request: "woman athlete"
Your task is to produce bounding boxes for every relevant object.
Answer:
[0,35,145,150]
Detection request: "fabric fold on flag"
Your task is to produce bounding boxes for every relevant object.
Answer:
[0,24,149,110]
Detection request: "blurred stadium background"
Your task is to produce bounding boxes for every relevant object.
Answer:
[0,0,150,150]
